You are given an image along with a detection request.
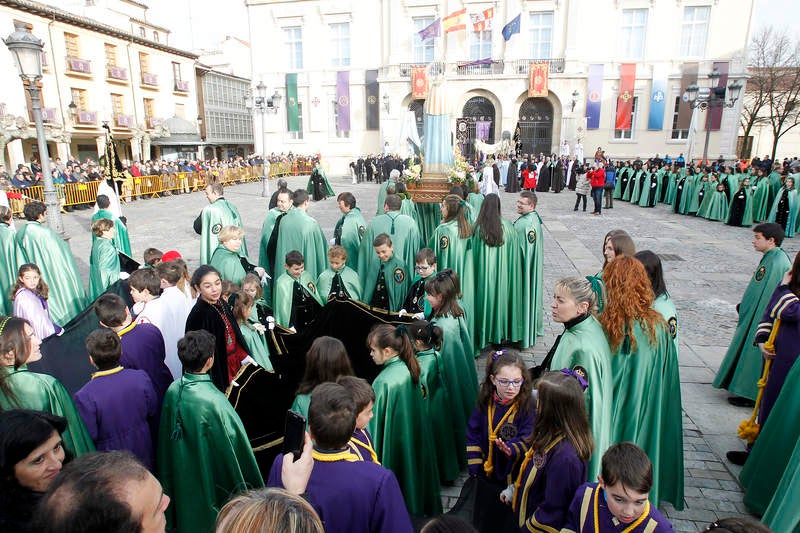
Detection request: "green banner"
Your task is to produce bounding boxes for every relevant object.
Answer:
[286,73,299,132]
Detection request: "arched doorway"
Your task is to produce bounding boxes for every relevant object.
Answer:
[409,99,425,141]
[518,98,553,156]
[460,97,495,162]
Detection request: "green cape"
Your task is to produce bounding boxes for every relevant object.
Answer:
[273,208,328,282]
[466,193,483,225]
[333,207,366,270]
[273,270,323,329]
[368,357,442,516]
[316,266,362,302]
[258,207,284,270]
[360,254,410,312]
[16,221,87,324]
[701,189,729,222]
[0,365,95,456]
[0,222,23,315]
[752,175,772,223]
[91,209,131,256]
[727,185,754,226]
[358,211,421,287]
[239,322,273,371]
[209,245,249,286]
[375,178,396,215]
[199,198,247,265]
[713,247,791,399]
[514,211,544,347]
[762,432,800,532]
[429,219,475,337]
[471,219,522,350]
[88,237,120,301]
[158,373,263,532]
[305,167,335,197]
[416,347,461,482]
[609,320,684,510]
[550,315,613,481]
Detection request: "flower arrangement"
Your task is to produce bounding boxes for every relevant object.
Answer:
[447,145,474,185]
[402,163,423,186]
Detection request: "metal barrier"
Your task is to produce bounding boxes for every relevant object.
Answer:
[6,163,303,216]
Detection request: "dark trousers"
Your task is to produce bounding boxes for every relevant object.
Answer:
[604,188,614,208]
[574,194,587,211]
[591,187,603,213]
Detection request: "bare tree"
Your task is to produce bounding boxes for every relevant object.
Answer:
[744,27,800,161]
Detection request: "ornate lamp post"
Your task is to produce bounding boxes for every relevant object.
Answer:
[247,82,281,197]
[3,21,64,235]
[685,69,743,166]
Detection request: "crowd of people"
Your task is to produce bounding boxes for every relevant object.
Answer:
[0,145,796,533]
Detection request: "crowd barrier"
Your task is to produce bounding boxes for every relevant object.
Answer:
[5,162,307,216]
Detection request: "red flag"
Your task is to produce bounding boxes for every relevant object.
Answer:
[443,8,467,33]
[411,66,428,99]
[528,62,549,98]
[472,8,494,31]
[615,63,637,130]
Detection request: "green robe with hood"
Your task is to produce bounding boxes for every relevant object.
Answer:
[0,365,95,456]
[158,372,263,533]
[238,321,273,371]
[273,208,328,283]
[713,246,791,400]
[608,320,684,511]
[368,356,442,517]
[513,210,544,347]
[429,219,475,336]
[316,266,362,302]
[416,347,461,483]
[305,166,335,198]
[358,211,420,285]
[333,207,367,270]
[273,270,323,329]
[89,237,120,301]
[0,221,23,315]
[471,219,522,350]
[752,174,772,223]
[360,254,410,312]
[91,208,131,256]
[375,178,396,215]
[549,314,613,481]
[16,221,87,325]
[199,198,247,265]
[209,245,250,286]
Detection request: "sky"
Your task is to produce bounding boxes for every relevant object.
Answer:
[149,0,800,53]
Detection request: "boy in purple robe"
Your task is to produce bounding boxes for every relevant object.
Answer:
[562,443,674,533]
[73,329,159,470]
[337,375,379,463]
[94,293,173,403]
[268,382,412,533]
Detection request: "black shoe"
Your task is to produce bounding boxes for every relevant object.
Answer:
[726,450,749,465]
[728,396,756,408]
[574,207,578,211]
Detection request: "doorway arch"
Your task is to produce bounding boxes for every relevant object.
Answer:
[460,96,495,161]
[518,98,553,156]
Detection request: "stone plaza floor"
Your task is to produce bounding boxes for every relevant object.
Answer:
[55,172,791,532]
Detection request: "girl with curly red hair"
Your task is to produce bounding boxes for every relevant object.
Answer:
[599,256,684,512]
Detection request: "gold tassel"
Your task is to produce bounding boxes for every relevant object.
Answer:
[737,319,779,444]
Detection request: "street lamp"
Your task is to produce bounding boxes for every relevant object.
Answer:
[250,81,272,197]
[3,21,65,236]
[685,69,743,166]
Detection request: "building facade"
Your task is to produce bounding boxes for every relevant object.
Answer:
[196,66,254,160]
[0,0,199,168]
[246,0,754,175]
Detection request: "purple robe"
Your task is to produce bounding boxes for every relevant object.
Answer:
[13,288,60,339]
[117,321,173,402]
[754,284,800,427]
[512,439,587,532]
[466,398,536,484]
[268,450,413,533]
[73,366,158,470]
[348,428,380,463]
[562,483,674,533]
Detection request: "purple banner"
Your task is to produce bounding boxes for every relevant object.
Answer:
[336,71,350,132]
[475,120,491,140]
[418,18,441,41]
[586,64,604,130]
[709,61,729,131]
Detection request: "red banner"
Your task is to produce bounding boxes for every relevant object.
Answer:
[615,63,637,130]
[411,66,428,99]
[528,62,549,98]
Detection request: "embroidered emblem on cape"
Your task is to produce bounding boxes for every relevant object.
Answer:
[307,282,316,293]
[211,223,222,234]
[572,365,588,385]
[393,268,406,283]
[358,225,366,238]
[668,317,678,339]
[527,230,536,244]
[420,383,428,400]
[532,452,546,469]
[498,423,518,441]
[439,235,450,250]
[755,266,766,282]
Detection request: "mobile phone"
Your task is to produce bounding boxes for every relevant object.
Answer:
[282,410,306,462]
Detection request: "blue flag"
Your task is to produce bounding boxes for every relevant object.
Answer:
[502,13,521,41]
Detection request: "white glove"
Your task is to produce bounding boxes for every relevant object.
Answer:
[119,272,130,280]
[500,484,515,504]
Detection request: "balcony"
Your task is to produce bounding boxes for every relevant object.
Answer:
[76,110,97,125]
[380,58,566,79]
[506,59,565,75]
[174,79,190,92]
[146,116,162,129]
[107,65,128,81]
[141,72,158,87]
[66,57,92,75]
[40,107,57,123]
[115,114,134,128]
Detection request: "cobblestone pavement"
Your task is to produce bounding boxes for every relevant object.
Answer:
[56,173,788,531]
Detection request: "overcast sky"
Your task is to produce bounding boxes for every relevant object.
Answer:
[149,0,800,53]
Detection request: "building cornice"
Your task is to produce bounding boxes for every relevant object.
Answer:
[0,0,198,59]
